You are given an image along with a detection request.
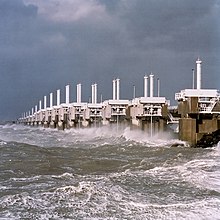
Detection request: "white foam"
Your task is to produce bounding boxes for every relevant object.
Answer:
[0,124,186,149]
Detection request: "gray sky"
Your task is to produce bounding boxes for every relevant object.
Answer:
[0,0,219,121]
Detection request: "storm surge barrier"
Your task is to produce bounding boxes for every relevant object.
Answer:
[18,59,220,147]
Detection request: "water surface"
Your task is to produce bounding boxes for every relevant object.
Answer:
[0,124,219,219]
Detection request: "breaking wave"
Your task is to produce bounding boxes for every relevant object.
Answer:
[0,124,184,149]
[0,124,220,219]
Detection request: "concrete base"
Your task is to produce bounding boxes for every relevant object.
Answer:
[67,121,74,129]
[131,118,140,127]
[141,118,167,135]
[198,119,218,134]
[49,122,56,129]
[57,121,64,130]
[179,118,197,145]
[102,120,110,126]
[44,122,49,128]
[82,120,89,127]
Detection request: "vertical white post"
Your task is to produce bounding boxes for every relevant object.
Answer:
[76,84,78,103]
[144,75,148,98]
[44,96,47,109]
[149,73,154,97]
[196,58,202,89]
[77,83,81,103]
[113,79,116,100]
[94,83,97,104]
[32,108,34,115]
[116,78,120,100]
[157,78,160,97]
[39,100,42,110]
[35,105,37,113]
[66,85,70,104]
[91,84,94,104]
[50,93,53,108]
[79,83,81,103]
[57,89,60,106]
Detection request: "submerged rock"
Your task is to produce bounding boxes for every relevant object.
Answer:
[195,129,220,148]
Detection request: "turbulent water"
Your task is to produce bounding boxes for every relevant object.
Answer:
[0,124,220,219]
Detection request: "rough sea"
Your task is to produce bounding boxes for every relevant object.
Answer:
[0,124,220,219]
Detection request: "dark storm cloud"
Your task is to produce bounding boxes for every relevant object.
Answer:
[0,0,219,120]
[116,0,219,52]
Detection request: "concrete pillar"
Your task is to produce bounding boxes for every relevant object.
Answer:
[113,79,116,100]
[66,85,70,104]
[179,118,196,145]
[50,93,53,108]
[116,78,120,100]
[91,84,94,104]
[157,78,160,97]
[57,89,60,106]
[77,84,81,103]
[94,83,97,104]
[196,58,202,89]
[39,100,42,111]
[149,73,154,97]
[144,75,148,98]
[44,96,47,109]
[91,84,97,104]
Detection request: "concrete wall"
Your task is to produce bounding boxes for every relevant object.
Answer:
[198,119,218,134]
[179,118,196,145]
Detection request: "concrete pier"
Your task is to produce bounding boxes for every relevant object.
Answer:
[128,74,169,135]
[129,97,168,135]
[175,59,220,146]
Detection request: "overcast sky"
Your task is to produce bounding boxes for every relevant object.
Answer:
[0,0,219,120]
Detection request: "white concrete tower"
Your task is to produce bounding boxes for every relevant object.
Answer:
[44,96,47,109]
[144,75,148,98]
[113,79,116,100]
[35,105,37,113]
[196,58,202,89]
[157,78,160,97]
[65,85,70,104]
[39,100,42,111]
[77,83,81,103]
[116,78,120,100]
[91,84,94,103]
[94,83,97,104]
[57,89,60,106]
[32,108,34,115]
[50,93,53,108]
[149,73,154,97]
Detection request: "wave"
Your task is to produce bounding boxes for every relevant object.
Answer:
[1,170,220,220]
[0,124,185,149]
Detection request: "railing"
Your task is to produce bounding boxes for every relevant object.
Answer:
[198,98,218,113]
[167,113,179,124]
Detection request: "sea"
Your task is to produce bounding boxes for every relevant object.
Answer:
[0,123,220,219]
